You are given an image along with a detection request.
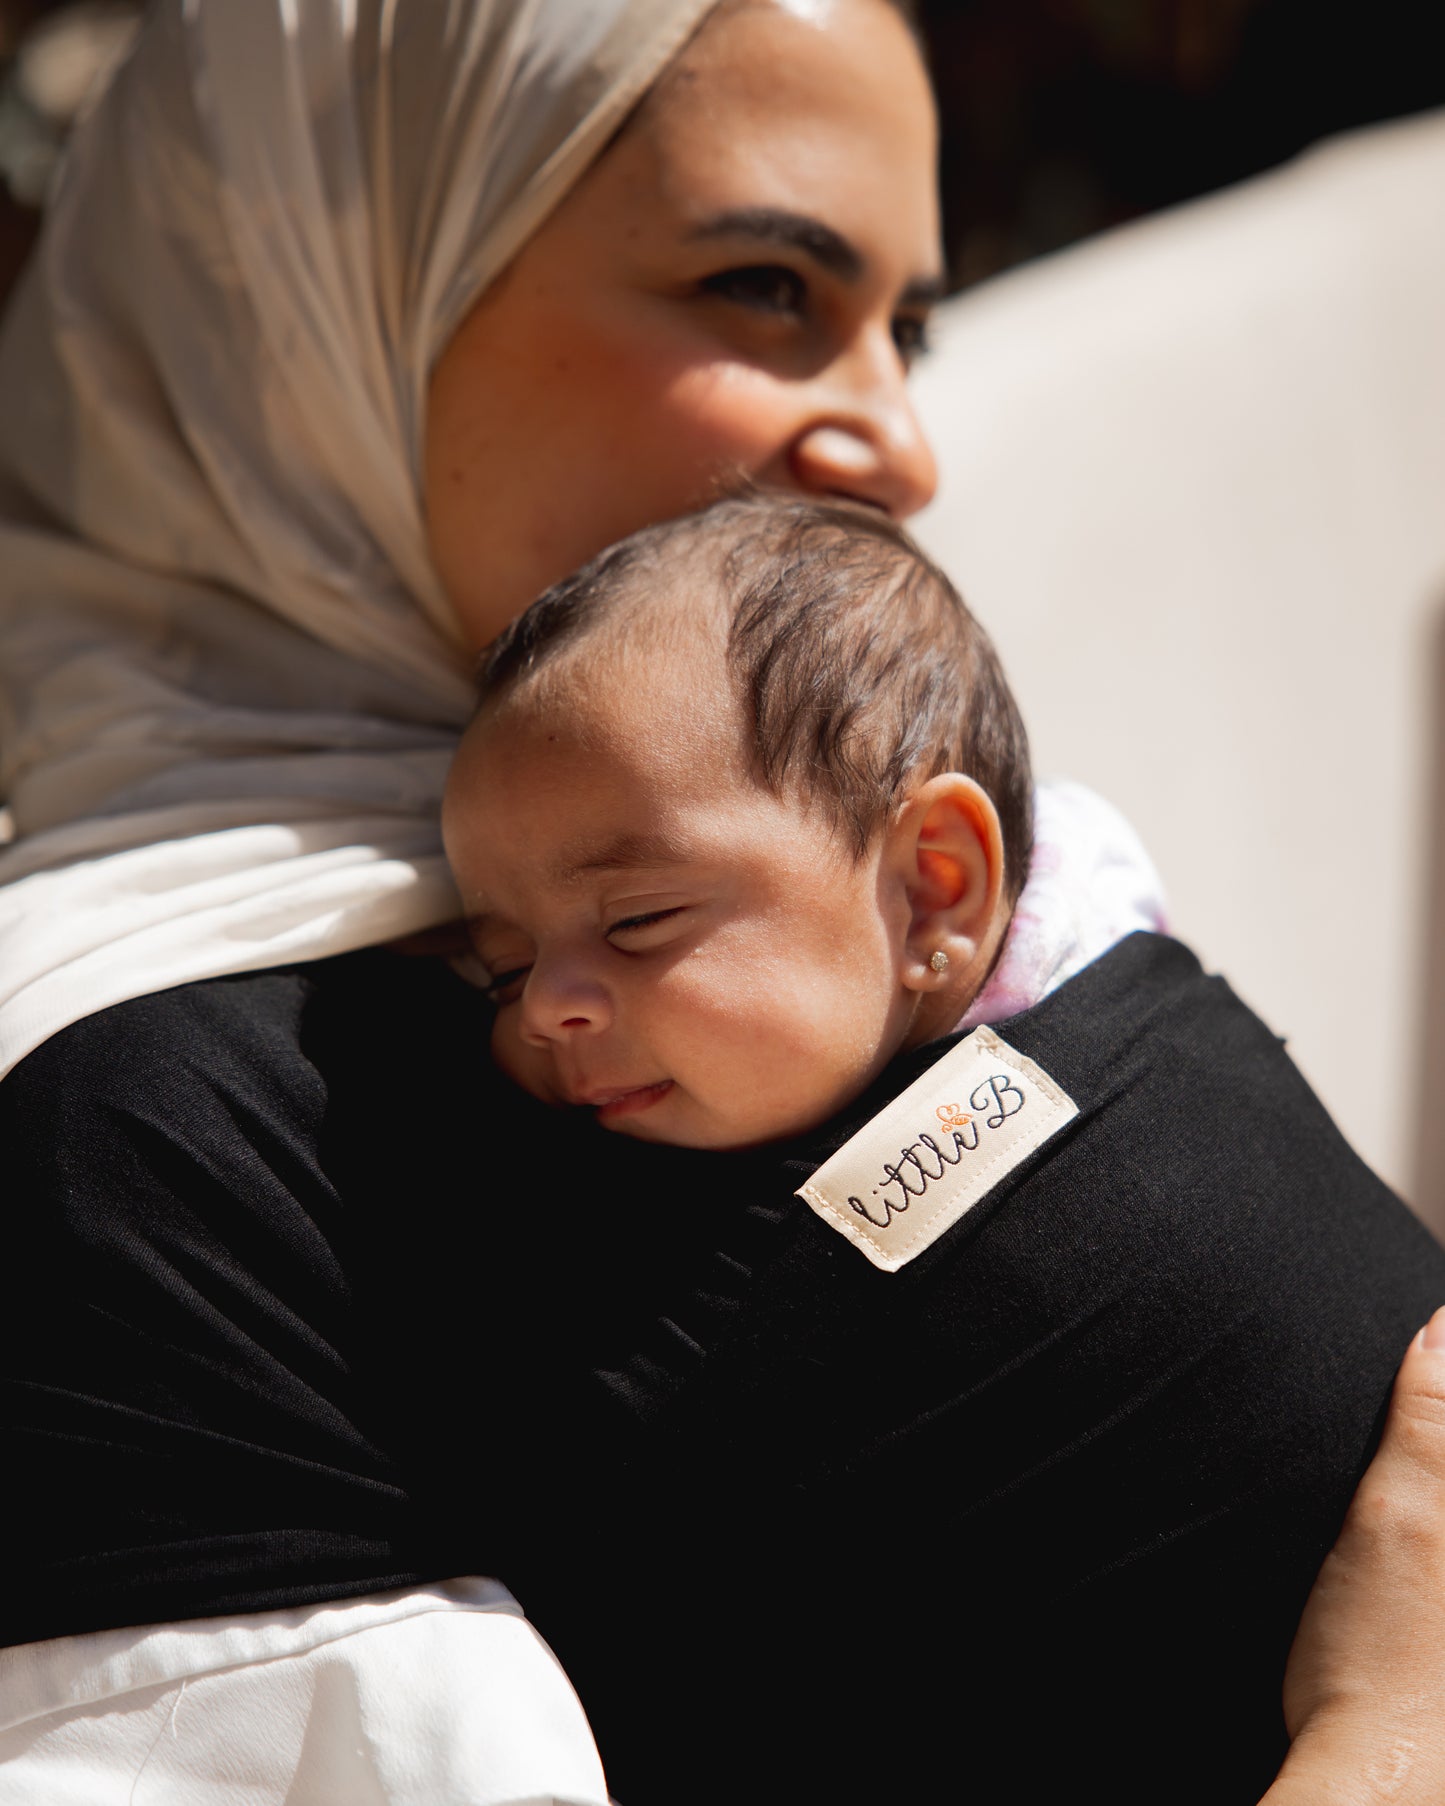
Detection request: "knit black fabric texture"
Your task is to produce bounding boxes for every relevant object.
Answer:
[3,932,1442,1802]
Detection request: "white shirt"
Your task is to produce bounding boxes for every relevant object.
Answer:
[0,1578,612,1805]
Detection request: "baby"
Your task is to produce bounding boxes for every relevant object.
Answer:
[442,491,1039,1171]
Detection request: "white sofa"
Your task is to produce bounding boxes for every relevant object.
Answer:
[913,109,1445,1230]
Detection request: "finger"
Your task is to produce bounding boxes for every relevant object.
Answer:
[1365,1306,1445,1489]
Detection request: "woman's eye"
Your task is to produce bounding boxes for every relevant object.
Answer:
[483,966,531,1006]
[700,264,808,318]
[605,907,687,946]
[892,313,932,365]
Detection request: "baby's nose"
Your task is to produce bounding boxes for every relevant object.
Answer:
[517,958,613,1046]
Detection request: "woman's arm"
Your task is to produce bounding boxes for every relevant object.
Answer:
[1263,1308,1445,1806]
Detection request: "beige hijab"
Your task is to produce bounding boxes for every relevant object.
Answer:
[0,0,715,1077]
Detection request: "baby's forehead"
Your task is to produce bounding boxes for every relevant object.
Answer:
[492,585,737,746]
[456,630,839,885]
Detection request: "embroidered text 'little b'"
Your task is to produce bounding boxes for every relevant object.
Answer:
[795,1027,1078,1272]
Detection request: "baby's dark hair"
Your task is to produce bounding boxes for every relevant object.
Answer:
[478,492,1033,904]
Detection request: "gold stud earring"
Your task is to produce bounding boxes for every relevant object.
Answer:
[929,950,949,974]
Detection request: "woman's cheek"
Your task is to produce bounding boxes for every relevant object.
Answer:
[552,357,779,551]
[561,302,806,506]
[656,360,795,473]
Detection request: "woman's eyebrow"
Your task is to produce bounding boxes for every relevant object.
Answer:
[686,206,945,305]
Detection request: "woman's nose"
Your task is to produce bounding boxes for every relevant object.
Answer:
[787,339,938,519]
[517,960,613,1047]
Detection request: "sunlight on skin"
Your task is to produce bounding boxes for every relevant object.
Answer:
[442,593,1007,1149]
[423,0,943,649]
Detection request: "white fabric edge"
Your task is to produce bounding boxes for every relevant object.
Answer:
[0,1576,522,1733]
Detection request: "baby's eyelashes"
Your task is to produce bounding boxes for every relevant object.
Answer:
[475,904,695,1002]
[482,964,532,1006]
[604,906,690,949]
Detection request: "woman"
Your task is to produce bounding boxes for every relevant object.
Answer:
[0,0,1442,1799]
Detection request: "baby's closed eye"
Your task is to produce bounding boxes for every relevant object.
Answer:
[483,964,531,1005]
[605,906,691,949]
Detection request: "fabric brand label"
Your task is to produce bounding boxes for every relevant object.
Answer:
[795,1027,1078,1273]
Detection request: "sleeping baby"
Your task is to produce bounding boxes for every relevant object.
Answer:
[441,490,1077,1270]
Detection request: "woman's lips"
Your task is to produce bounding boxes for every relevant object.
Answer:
[588,1080,675,1123]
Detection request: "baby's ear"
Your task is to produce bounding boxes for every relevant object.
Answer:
[889,774,1007,997]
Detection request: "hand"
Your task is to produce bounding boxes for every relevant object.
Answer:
[1262,1307,1445,1805]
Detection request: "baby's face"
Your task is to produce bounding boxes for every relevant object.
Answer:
[443,655,919,1149]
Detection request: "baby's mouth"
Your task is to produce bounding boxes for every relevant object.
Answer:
[583,1080,675,1123]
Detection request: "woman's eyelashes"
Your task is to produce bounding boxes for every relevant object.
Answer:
[699,263,808,319]
[698,263,931,368]
[892,311,931,365]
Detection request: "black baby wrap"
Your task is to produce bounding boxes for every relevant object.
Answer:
[4,933,1440,1803]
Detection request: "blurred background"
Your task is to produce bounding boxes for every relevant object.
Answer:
[2,0,1443,1227]
[2,1,138,286]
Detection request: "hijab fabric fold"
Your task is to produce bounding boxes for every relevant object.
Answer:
[0,0,716,1078]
